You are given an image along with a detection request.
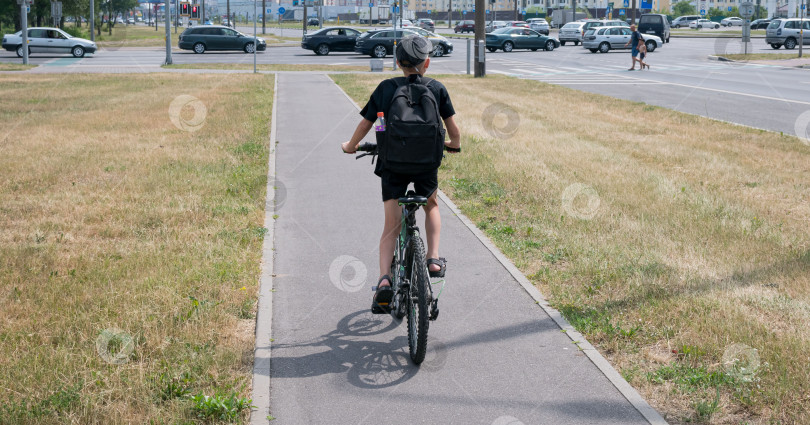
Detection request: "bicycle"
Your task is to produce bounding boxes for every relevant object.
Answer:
[355,142,452,365]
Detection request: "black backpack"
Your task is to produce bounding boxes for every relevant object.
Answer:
[379,76,446,175]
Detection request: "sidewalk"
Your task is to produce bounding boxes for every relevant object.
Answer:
[261,73,667,424]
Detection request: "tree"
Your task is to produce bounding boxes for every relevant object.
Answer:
[672,0,696,16]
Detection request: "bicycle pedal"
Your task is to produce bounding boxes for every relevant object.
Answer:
[371,302,390,315]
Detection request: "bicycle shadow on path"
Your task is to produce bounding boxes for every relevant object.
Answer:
[268,309,557,390]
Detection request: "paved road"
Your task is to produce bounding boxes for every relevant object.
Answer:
[3,36,809,136]
[267,72,659,424]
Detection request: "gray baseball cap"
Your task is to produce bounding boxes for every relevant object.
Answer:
[396,34,431,68]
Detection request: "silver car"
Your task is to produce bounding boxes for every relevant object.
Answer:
[583,26,662,53]
[485,21,508,32]
[559,22,586,45]
[766,18,810,50]
[527,18,550,35]
[2,27,97,58]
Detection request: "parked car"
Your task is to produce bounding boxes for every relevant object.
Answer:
[404,27,454,57]
[203,19,213,25]
[178,26,266,53]
[750,19,771,30]
[301,26,361,55]
[690,19,720,29]
[2,27,97,57]
[581,19,629,39]
[485,21,508,32]
[127,18,135,25]
[416,18,435,30]
[454,20,474,33]
[671,15,699,28]
[559,21,586,45]
[506,21,529,28]
[721,17,743,27]
[527,18,550,35]
[638,13,670,43]
[766,18,810,49]
[307,18,320,26]
[583,26,662,53]
[393,19,414,27]
[485,27,560,52]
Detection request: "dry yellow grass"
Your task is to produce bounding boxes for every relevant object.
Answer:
[332,73,810,424]
[722,53,801,61]
[164,63,370,72]
[0,63,36,71]
[0,73,273,423]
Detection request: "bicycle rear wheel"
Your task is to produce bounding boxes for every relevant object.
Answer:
[406,235,430,364]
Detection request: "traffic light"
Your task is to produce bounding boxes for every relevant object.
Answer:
[180,3,189,16]
[191,6,199,19]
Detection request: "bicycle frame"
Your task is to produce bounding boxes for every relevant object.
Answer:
[390,202,421,311]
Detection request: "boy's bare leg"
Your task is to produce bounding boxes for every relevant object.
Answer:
[424,191,441,273]
[379,199,401,287]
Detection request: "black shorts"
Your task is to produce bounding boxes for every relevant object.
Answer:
[380,169,438,202]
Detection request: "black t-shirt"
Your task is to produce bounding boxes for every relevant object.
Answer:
[360,74,456,176]
[359,74,456,123]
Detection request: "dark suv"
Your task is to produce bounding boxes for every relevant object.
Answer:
[638,14,670,43]
[454,20,474,33]
[179,25,266,53]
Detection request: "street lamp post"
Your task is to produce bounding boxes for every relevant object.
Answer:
[90,0,95,41]
[165,0,172,64]
[799,0,807,57]
[18,0,29,65]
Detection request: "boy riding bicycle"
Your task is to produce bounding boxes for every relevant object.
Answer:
[341,35,462,311]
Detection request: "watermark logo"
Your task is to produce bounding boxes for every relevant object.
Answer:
[794,110,810,146]
[492,415,526,425]
[561,183,601,220]
[482,103,521,140]
[329,255,367,293]
[95,328,135,365]
[168,95,207,132]
[713,37,754,63]
[722,343,760,382]
[272,178,288,211]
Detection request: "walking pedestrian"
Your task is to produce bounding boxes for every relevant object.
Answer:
[638,37,650,70]
[624,24,643,70]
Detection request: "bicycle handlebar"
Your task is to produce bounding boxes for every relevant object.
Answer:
[354,143,460,160]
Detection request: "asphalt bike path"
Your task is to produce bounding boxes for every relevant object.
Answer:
[265,72,665,424]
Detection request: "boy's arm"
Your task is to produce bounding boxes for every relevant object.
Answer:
[444,115,461,151]
[341,119,374,154]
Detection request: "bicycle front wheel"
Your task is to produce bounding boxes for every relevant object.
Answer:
[406,235,430,365]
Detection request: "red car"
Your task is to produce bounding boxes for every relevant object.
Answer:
[506,21,529,28]
[454,20,475,33]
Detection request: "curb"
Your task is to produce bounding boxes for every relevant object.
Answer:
[708,54,810,68]
[250,72,278,424]
[332,76,668,425]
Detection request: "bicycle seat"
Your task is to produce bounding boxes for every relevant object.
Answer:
[398,194,428,205]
